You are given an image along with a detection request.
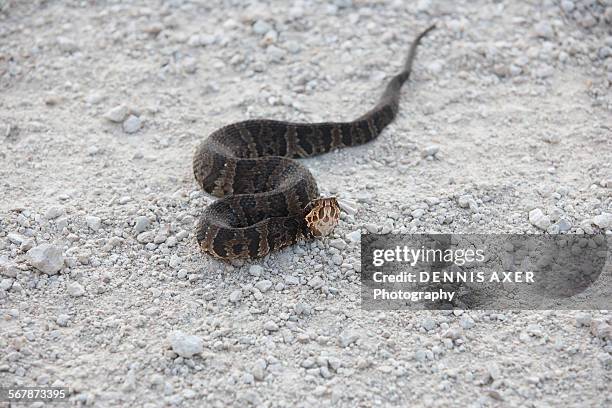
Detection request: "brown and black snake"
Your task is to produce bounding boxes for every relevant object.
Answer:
[193,25,435,261]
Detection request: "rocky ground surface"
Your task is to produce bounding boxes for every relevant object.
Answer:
[1,0,611,407]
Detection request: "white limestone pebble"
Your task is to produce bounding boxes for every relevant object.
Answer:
[27,244,64,275]
[254,280,272,293]
[421,318,436,331]
[249,265,264,277]
[561,0,575,13]
[591,213,611,229]
[0,256,20,278]
[229,289,243,303]
[134,216,150,233]
[364,223,379,233]
[252,359,266,380]
[421,145,440,158]
[346,230,361,243]
[8,232,25,245]
[137,231,155,244]
[339,331,359,347]
[252,20,272,35]
[85,215,102,231]
[329,238,347,250]
[556,219,572,232]
[56,314,70,327]
[123,115,141,133]
[457,195,477,210]
[263,320,279,331]
[45,206,64,220]
[1,278,13,291]
[67,282,85,297]
[575,313,591,326]
[169,331,204,358]
[534,21,554,38]
[308,276,324,289]
[103,105,128,123]
[529,208,551,230]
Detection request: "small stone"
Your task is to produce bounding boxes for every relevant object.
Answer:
[592,213,611,229]
[252,363,266,381]
[334,0,353,8]
[457,195,473,209]
[0,256,20,278]
[0,278,13,291]
[20,239,34,252]
[85,215,102,231]
[85,92,105,105]
[169,255,181,268]
[7,233,25,245]
[294,302,312,316]
[56,314,70,327]
[308,276,324,289]
[421,318,436,331]
[331,254,343,265]
[285,276,299,285]
[242,372,254,384]
[576,313,591,326]
[254,280,272,293]
[169,331,204,358]
[252,20,272,35]
[561,0,575,13]
[27,244,64,275]
[421,145,440,158]
[57,36,79,52]
[249,265,264,277]
[556,219,572,232]
[301,357,316,368]
[590,320,612,340]
[329,238,347,250]
[103,105,128,123]
[134,216,150,233]
[414,349,427,362]
[45,206,64,220]
[166,236,177,247]
[411,208,425,218]
[534,65,554,79]
[459,316,475,329]
[264,320,279,332]
[137,231,155,244]
[529,208,551,230]
[599,47,612,59]
[229,289,243,303]
[339,331,359,347]
[442,327,463,340]
[123,115,141,133]
[534,21,554,39]
[364,223,379,233]
[67,282,85,297]
[154,231,167,244]
[347,230,361,243]
[487,362,502,380]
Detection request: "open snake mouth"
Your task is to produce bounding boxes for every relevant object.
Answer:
[304,197,340,237]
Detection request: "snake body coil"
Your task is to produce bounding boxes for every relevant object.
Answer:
[193,25,435,260]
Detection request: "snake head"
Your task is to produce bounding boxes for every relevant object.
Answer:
[303,197,340,238]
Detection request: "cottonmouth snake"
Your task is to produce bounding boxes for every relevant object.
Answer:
[193,25,435,261]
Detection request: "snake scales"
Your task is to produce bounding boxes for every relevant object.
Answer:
[193,25,435,261]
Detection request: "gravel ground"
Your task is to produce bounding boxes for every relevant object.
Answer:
[1,0,611,407]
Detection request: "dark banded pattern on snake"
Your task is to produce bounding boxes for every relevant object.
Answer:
[193,25,435,261]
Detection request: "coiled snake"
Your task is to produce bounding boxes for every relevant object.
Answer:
[193,25,435,260]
